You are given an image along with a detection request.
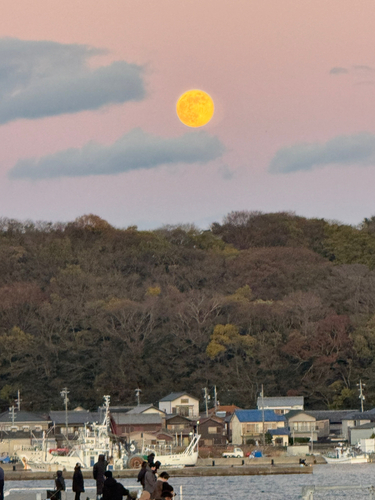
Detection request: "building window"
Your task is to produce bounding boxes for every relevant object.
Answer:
[208,427,217,434]
[181,398,189,404]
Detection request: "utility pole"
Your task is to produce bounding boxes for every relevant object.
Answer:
[260,385,265,447]
[9,406,16,426]
[60,387,69,437]
[214,386,218,414]
[202,387,209,417]
[135,388,142,406]
[357,380,366,412]
[16,390,21,411]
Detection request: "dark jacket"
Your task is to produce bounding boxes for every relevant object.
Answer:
[72,468,84,493]
[151,479,164,500]
[93,455,108,480]
[152,480,174,500]
[102,476,129,500]
[55,471,65,491]
[144,465,157,494]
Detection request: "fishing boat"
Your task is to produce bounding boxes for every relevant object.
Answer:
[323,446,369,464]
[16,396,125,471]
[16,396,201,471]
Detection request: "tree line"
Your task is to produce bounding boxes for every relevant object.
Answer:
[1,211,375,412]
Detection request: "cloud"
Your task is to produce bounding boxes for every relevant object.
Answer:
[269,133,375,174]
[0,38,144,124]
[329,67,348,75]
[353,65,374,72]
[8,128,225,180]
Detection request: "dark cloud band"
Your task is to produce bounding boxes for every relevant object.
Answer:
[8,129,225,180]
[269,132,375,174]
[0,38,144,124]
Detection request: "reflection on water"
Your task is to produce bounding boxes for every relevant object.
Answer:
[4,464,375,499]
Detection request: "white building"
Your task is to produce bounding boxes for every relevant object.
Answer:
[158,392,199,417]
[257,396,304,415]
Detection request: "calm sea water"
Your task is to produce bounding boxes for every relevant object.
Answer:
[5,464,375,499]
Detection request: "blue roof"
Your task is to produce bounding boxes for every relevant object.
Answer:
[234,410,286,423]
[268,428,290,436]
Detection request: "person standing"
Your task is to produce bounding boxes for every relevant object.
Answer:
[144,461,161,495]
[72,463,85,500]
[102,470,130,500]
[54,470,65,500]
[0,465,4,500]
[93,454,107,500]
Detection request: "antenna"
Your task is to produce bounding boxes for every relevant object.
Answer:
[9,406,16,426]
[135,388,142,406]
[15,390,21,411]
[60,387,69,436]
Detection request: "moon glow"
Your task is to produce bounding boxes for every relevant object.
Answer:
[176,89,214,127]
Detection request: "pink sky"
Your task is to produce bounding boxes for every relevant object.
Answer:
[1,0,375,228]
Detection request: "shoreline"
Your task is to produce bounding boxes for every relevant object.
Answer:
[3,465,314,480]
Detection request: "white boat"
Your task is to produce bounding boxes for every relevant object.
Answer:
[16,396,126,471]
[153,434,200,468]
[323,446,369,464]
[16,396,201,471]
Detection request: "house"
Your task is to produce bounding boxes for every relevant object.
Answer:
[0,411,53,455]
[208,405,240,418]
[111,413,163,440]
[306,410,356,440]
[230,410,286,445]
[159,392,199,417]
[166,414,193,432]
[49,410,101,443]
[285,411,321,441]
[341,409,375,443]
[257,397,304,415]
[126,430,174,450]
[268,428,290,447]
[350,422,375,445]
[195,416,226,446]
[0,411,49,433]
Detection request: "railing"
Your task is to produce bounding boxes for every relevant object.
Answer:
[5,484,144,499]
[5,484,184,499]
[302,484,375,499]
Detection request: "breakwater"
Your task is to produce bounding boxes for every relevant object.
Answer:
[3,465,313,481]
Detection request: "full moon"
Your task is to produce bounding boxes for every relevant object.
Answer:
[176,89,214,127]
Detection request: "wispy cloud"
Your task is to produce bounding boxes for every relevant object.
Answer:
[269,133,375,174]
[353,65,374,72]
[329,67,348,75]
[0,38,144,124]
[8,129,225,180]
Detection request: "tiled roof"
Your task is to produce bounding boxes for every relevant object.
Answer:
[352,422,375,430]
[342,409,375,421]
[257,397,304,408]
[127,405,163,414]
[0,411,48,423]
[159,392,195,402]
[49,411,101,425]
[285,410,313,420]
[306,410,357,423]
[234,410,286,423]
[111,413,162,425]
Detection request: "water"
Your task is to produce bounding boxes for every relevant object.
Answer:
[4,464,375,499]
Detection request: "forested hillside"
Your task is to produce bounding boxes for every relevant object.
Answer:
[2,211,375,412]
